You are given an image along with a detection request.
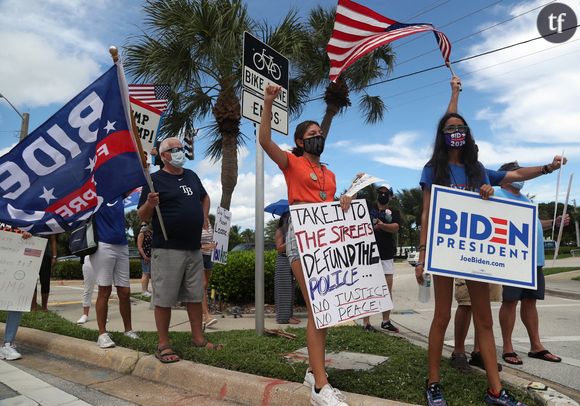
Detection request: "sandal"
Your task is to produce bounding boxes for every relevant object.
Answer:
[450,352,470,371]
[469,351,503,371]
[155,345,180,363]
[192,338,224,351]
[502,352,523,365]
[528,350,562,363]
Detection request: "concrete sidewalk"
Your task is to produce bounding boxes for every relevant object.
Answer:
[544,269,580,300]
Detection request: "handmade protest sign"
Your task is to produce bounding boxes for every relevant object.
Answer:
[0,230,47,311]
[290,199,393,329]
[426,185,537,289]
[344,173,383,197]
[212,207,232,264]
[130,98,163,156]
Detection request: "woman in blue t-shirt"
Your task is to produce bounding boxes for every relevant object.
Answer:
[416,111,525,406]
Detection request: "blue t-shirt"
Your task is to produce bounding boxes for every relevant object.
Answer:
[494,187,544,267]
[138,169,207,250]
[420,163,490,191]
[486,169,506,187]
[94,197,128,245]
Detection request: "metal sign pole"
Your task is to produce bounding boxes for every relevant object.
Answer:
[255,123,265,335]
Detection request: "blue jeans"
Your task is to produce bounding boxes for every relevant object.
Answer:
[4,311,23,343]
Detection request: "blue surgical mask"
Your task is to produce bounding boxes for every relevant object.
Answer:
[170,150,186,168]
[511,181,525,190]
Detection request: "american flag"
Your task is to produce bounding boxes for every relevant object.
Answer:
[327,0,452,82]
[128,84,170,111]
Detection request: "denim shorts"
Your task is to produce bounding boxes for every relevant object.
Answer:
[285,219,301,265]
[203,254,213,270]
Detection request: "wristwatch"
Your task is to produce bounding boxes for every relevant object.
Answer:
[415,261,424,267]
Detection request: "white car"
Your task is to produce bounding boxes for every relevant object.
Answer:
[407,250,419,266]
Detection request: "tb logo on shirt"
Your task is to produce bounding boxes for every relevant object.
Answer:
[180,185,193,196]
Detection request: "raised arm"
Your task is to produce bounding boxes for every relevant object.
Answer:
[501,155,567,184]
[259,85,288,170]
[445,77,462,114]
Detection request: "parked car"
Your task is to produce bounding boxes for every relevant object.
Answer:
[544,240,556,250]
[231,242,276,252]
[407,250,419,266]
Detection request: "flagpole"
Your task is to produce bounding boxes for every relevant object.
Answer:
[553,173,573,264]
[551,149,565,241]
[445,62,462,91]
[109,46,168,241]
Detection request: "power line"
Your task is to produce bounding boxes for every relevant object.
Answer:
[397,0,557,67]
[402,0,451,22]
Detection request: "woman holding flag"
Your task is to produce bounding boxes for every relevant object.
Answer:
[259,84,352,406]
[415,78,525,406]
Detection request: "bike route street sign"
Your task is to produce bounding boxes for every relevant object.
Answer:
[242,31,289,134]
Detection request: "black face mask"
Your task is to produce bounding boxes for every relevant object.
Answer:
[377,193,390,205]
[302,135,325,156]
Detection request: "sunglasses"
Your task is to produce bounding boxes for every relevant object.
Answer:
[443,125,468,134]
[163,147,184,153]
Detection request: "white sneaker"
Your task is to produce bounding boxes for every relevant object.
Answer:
[303,368,328,388]
[76,314,88,324]
[142,291,151,298]
[124,330,140,340]
[311,384,349,406]
[97,333,115,348]
[0,343,22,361]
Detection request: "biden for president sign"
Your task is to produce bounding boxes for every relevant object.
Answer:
[426,186,537,289]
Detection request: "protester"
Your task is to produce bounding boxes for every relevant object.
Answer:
[90,196,139,348]
[495,161,568,366]
[76,256,96,324]
[138,137,221,364]
[274,211,299,325]
[361,184,401,333]
[137,222,153,297]
[0,226,32,361]
[200,220,217,328]
[446,77,567,372]
[31,235,57,312]
[259,84,352,406]
[415,77,525,406]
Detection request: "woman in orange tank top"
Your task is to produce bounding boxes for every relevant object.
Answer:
[259,85,352,406]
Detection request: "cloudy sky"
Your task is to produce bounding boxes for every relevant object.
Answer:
[1,0,579,229]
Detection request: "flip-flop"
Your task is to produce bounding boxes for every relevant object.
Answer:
[192,338,224,351]
[502,352,523,365]
[469,351,503,372]
[155,345,180,363]
[528,350,562,363]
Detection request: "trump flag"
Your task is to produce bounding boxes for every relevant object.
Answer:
[0,65,146,234]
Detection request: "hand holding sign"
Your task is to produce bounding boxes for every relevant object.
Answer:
[264,84,282,103]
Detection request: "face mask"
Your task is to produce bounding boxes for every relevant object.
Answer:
[169,150,186,168]
[511,181,524,190]
[302,135,325,156]
[444,131,467,148]
[377,193,390,205]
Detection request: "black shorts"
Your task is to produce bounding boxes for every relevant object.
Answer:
[502,267,545,302]
[203,254,213,270]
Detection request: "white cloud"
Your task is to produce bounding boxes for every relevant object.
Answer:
[351,131,432,170]
[463,0,580,144]
[0,0,132,108]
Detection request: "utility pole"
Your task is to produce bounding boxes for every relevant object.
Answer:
[0,92,29,140]
[574,199,579,248]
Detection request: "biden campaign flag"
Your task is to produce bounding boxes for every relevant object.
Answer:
[0,65,146,234]
[426,185,537,289]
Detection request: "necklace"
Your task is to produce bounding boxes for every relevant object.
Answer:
[306,159,327,200]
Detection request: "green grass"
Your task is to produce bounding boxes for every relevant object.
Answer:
[543,267,580,276]
[131,293,151,302]
[572,276,580,281]
[1,311,540,405]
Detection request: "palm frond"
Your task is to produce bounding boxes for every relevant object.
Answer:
[359,94,386,124]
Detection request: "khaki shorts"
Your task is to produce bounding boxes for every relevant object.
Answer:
[454,278,502,306]
[151,248,204,307]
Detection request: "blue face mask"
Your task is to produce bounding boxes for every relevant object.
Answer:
[511,181,525,190]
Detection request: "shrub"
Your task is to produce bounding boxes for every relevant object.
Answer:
[52,259,142,280]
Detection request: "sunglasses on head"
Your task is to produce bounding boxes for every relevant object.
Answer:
[443,125,468,134]
[163,147,184,153]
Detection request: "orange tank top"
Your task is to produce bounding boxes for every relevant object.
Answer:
[281,152,336,204]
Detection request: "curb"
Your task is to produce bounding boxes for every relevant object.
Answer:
[6,325,416,406]
[545,288,580,301]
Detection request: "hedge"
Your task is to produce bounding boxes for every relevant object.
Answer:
[53,251,303,306]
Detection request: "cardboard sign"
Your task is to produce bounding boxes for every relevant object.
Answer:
[0,231,47,311]
[290,200,393,329]
[426,185,537,289]
[130,97,163,155]
[212,207,232,264]
[344,173,384,197]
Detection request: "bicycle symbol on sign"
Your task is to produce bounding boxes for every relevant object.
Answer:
[253,48,281,80]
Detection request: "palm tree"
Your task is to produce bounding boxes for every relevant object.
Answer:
[297,5,396,137]
[124,0,307,209]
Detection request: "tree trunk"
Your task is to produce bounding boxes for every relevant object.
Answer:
[220,132,238,210]
[320,78,350,137]
[320,103,340,139]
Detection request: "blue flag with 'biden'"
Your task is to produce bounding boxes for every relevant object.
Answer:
[0,65,145,234]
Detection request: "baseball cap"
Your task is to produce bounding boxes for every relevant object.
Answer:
[376,183,392,191]
[498,161,522,172]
